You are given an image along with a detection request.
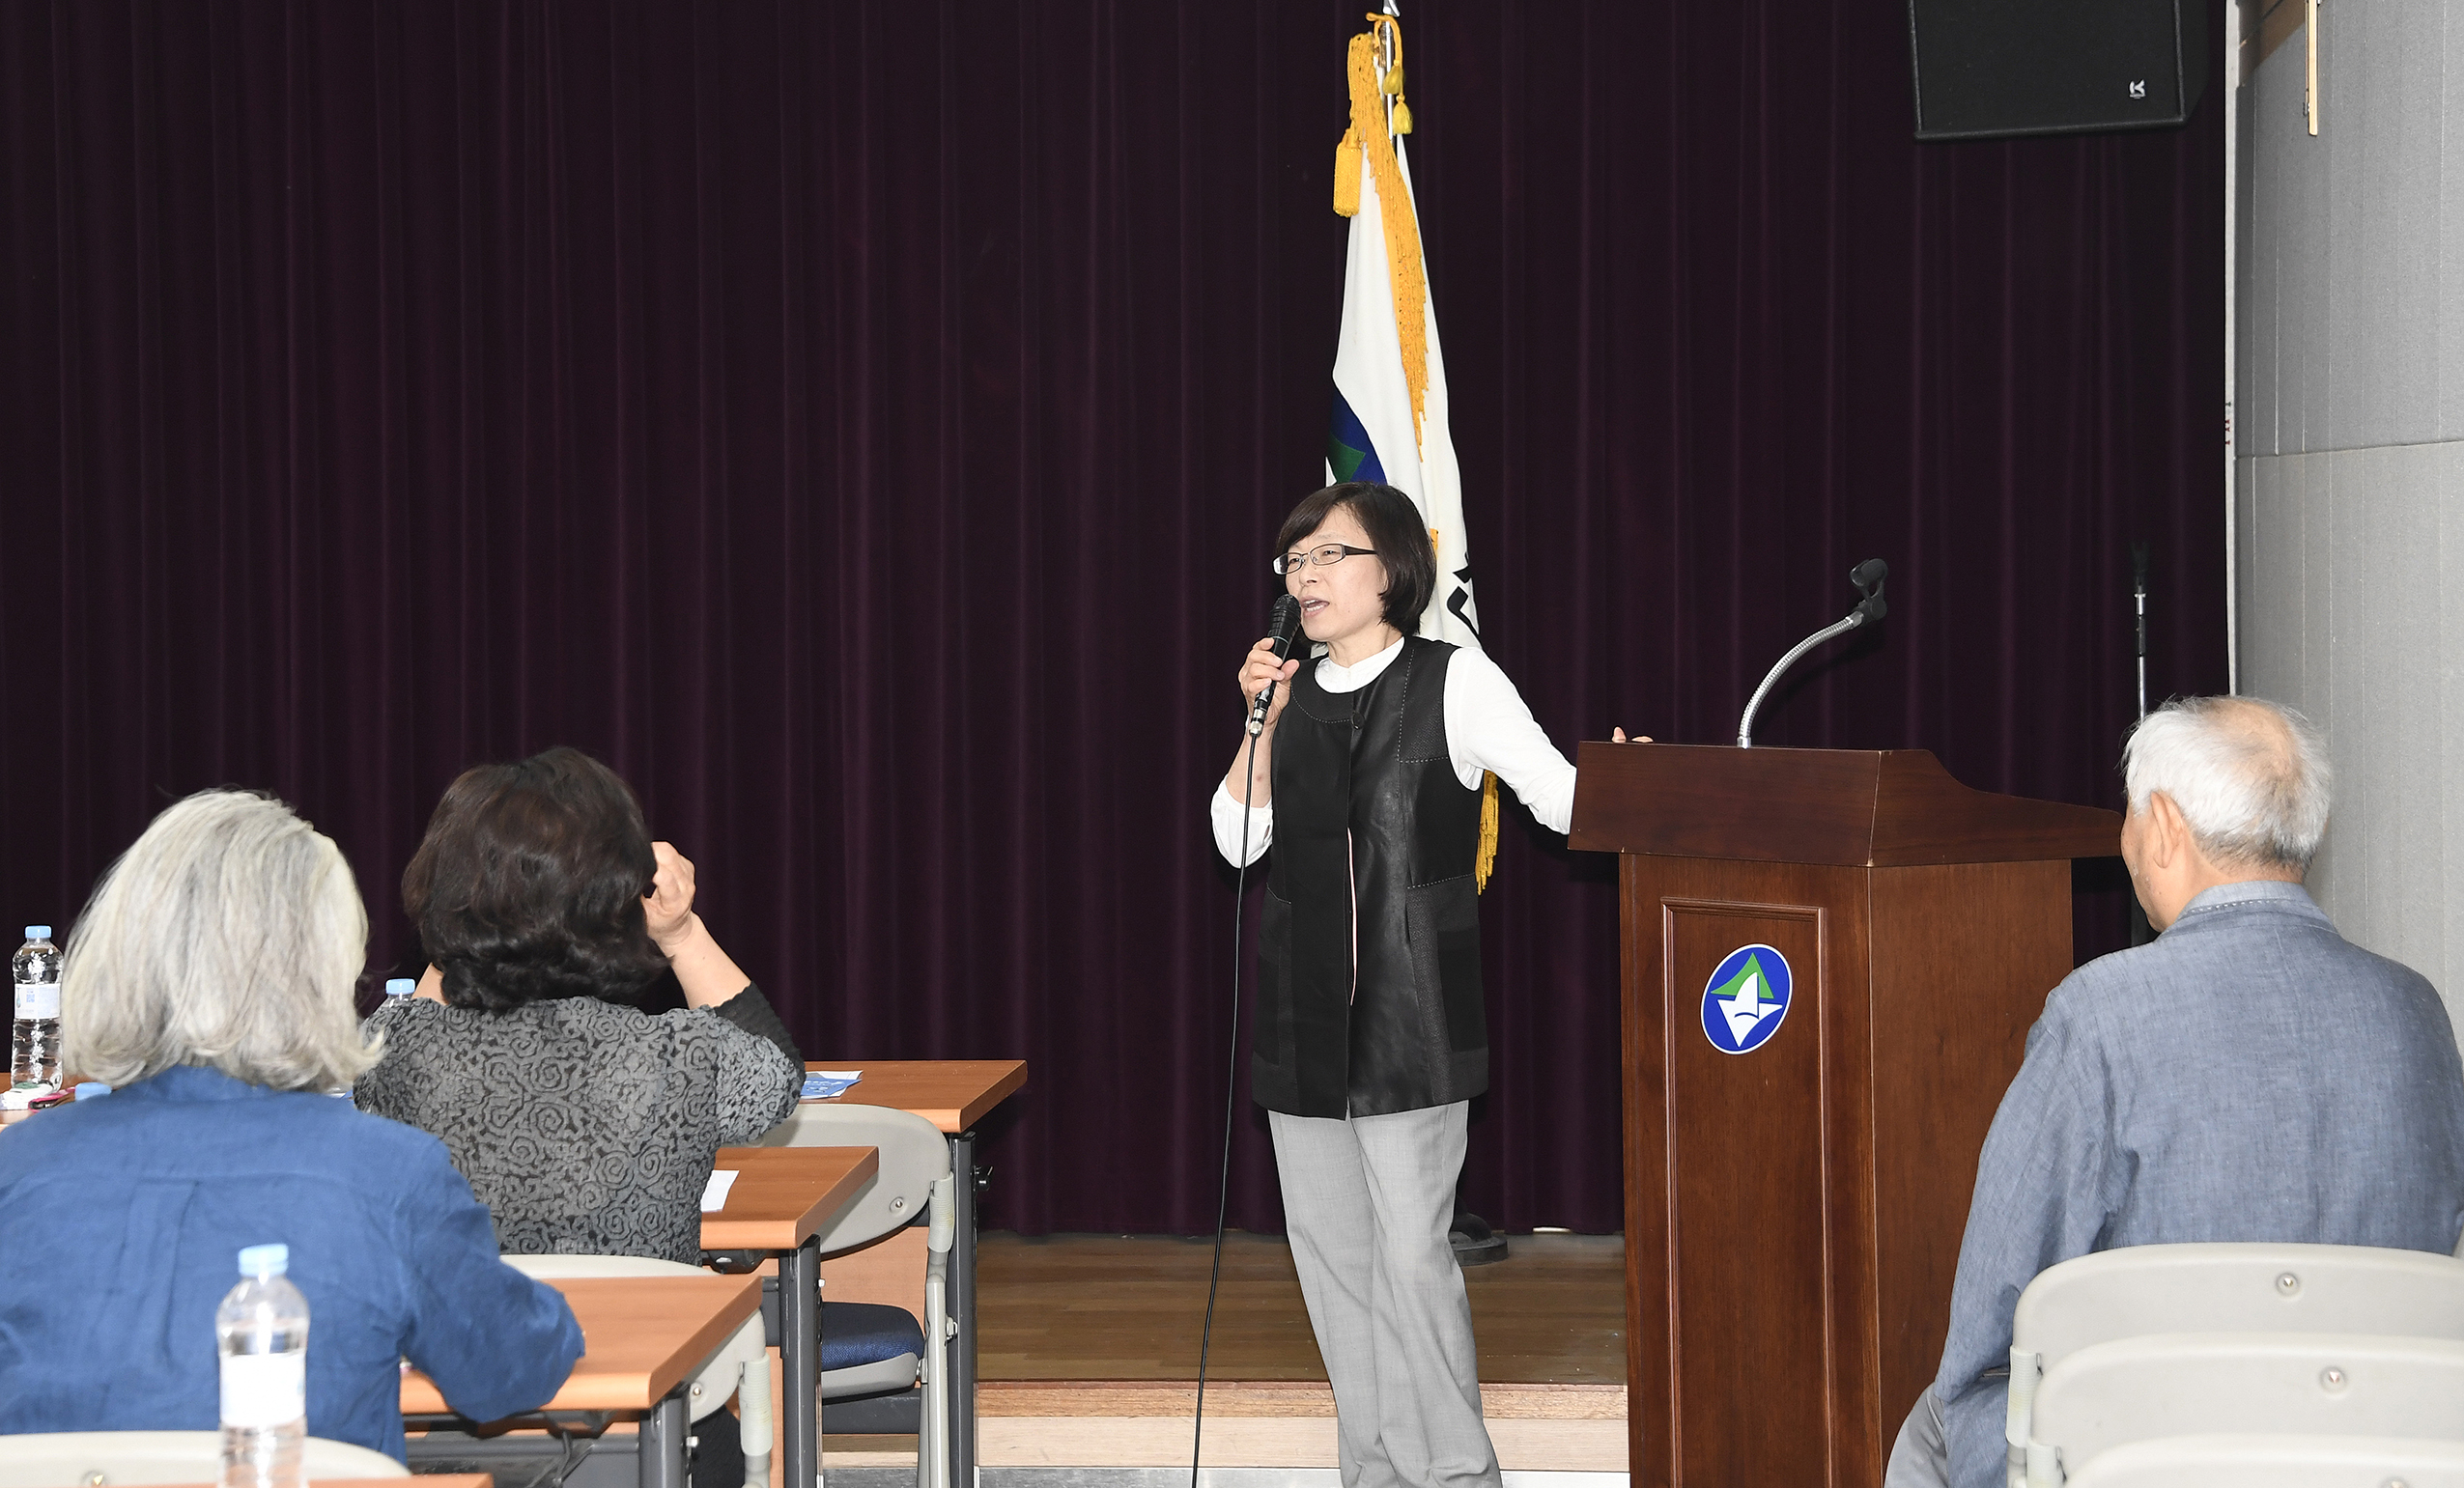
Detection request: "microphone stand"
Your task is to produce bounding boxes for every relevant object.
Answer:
[2128,543,2154,947]
[1737,562,1889,748]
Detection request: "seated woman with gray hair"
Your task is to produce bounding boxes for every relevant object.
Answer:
[0,790,582,1457]
[354,747,803,1488]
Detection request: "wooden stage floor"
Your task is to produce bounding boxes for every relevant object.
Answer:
[830,1230,1629,1478]
[979,1229,1627,1383]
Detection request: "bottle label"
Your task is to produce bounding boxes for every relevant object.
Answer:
[13,982,57,1021]
[219,1352,306,1429]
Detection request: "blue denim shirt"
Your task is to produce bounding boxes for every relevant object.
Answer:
[0,1064,583,1458]
[1930,881,2464,1488]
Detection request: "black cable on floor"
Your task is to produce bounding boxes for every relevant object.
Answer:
[1193,724,1263,1488]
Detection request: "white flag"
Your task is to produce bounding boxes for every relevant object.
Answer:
[1326,22,1481,652]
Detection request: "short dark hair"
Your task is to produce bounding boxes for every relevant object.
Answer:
[402,746,667,1012]
[1273,481,1437,633]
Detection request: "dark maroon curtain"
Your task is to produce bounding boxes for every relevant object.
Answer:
[0,1,2223,1235]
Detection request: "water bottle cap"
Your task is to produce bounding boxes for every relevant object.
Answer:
[383,978,415,997]
[73,1081,109,1099]
[23,926,48,941]
[238,1244,289,1278]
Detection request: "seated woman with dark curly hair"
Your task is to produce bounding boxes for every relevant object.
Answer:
[354,746,804,1265]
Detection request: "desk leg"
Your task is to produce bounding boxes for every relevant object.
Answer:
[949,1129,977,1488]
[782,1235,822,1488]
[640,1391,689,1488]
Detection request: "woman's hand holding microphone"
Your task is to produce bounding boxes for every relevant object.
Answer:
[1239,637,1303,735]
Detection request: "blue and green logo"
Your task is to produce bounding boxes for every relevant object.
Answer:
[1701,943,1791,1054]
[1327,388,1386,484]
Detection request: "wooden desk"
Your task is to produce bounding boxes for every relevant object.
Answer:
[804,1059,1027,1133]
[800,1059,1027,1486]
[403,1274,759,1488]
[703,1144,877,1488]
[701,1144,876,1251]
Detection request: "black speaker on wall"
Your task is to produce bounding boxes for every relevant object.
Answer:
[1909,0,2210,141]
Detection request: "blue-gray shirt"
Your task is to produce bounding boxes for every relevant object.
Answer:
[1932,880,2464,1488]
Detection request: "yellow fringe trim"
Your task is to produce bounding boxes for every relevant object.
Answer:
[1476,771,1500,893]
[1331,15,1428,451]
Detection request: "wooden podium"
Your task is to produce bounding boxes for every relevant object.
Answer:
[1567,744,2121,1488]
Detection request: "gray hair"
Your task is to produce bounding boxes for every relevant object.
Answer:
[2121,695,2333,874]
[62,790,381,1092]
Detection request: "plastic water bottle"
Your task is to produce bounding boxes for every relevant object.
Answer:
[382,977,415,998]
[217,1244,309,1488]
[10,926,61,1093]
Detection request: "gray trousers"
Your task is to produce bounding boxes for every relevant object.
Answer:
[1269,1102,1501,1488]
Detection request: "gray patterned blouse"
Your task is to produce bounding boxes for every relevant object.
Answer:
[355,991,802,1265]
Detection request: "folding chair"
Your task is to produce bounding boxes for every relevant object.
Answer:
[2022,1332,2464,1485]
[2002,1243,2464,1485]
[756,1102,955,1488]
[0,1430,405,1485]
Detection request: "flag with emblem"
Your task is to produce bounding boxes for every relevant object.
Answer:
[1326,11,1479,651]
[1326,11,1500,885]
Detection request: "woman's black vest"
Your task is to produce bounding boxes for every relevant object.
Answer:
[1252,636,1487,1118]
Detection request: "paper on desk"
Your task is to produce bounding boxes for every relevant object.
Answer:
[800,1070,862,1102]
[700,1168,739,1213]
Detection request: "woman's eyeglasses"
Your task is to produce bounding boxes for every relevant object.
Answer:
[1270,544,1376,576]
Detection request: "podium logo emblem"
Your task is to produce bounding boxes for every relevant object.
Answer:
[1701,943,1792,1054]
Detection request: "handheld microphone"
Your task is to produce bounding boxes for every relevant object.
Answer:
[1246,594,1306,736]
[1736,558,1890,747]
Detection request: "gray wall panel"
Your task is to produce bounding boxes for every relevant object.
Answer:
[2241,75,2274,457]
[2247,7,2464,457]
[2243,440,2464,1030]
[2242,2,2464,1026]
[2445,5,2464,424]
[2444,441,2464,997]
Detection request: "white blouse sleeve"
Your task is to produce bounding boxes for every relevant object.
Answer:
[1442,648,1578,833]
[1210,778,1273,867]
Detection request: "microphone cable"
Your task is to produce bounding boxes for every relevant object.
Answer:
[1193,718,1260,1488]
[1196,596,1300,1485]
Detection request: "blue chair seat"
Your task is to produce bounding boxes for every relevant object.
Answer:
[822,1300,923,1368]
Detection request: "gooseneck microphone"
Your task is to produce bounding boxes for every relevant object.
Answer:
[1735,559,1889,747]
[1246,594,1306,736]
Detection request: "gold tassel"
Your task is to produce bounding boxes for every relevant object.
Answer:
[1475,772,1500,892]
[1333,16,1430,450]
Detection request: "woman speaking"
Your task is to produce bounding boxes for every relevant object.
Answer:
[1210,480,1583,1488]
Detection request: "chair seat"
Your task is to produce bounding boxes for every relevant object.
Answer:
[822,1301,926,1399]
[824,1300,925,1370]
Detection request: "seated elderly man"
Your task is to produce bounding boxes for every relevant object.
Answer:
[1888,695,2464,1488]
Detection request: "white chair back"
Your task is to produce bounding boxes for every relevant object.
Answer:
[2026,1333,2464,1486]
[2064,1432,2464,1487]
[499,1253,772,1488]
[754,1102,953,1253]
[2015,1243,2464,1366]
[2003,1243,2464,1483]
[0,1430,405,1484]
